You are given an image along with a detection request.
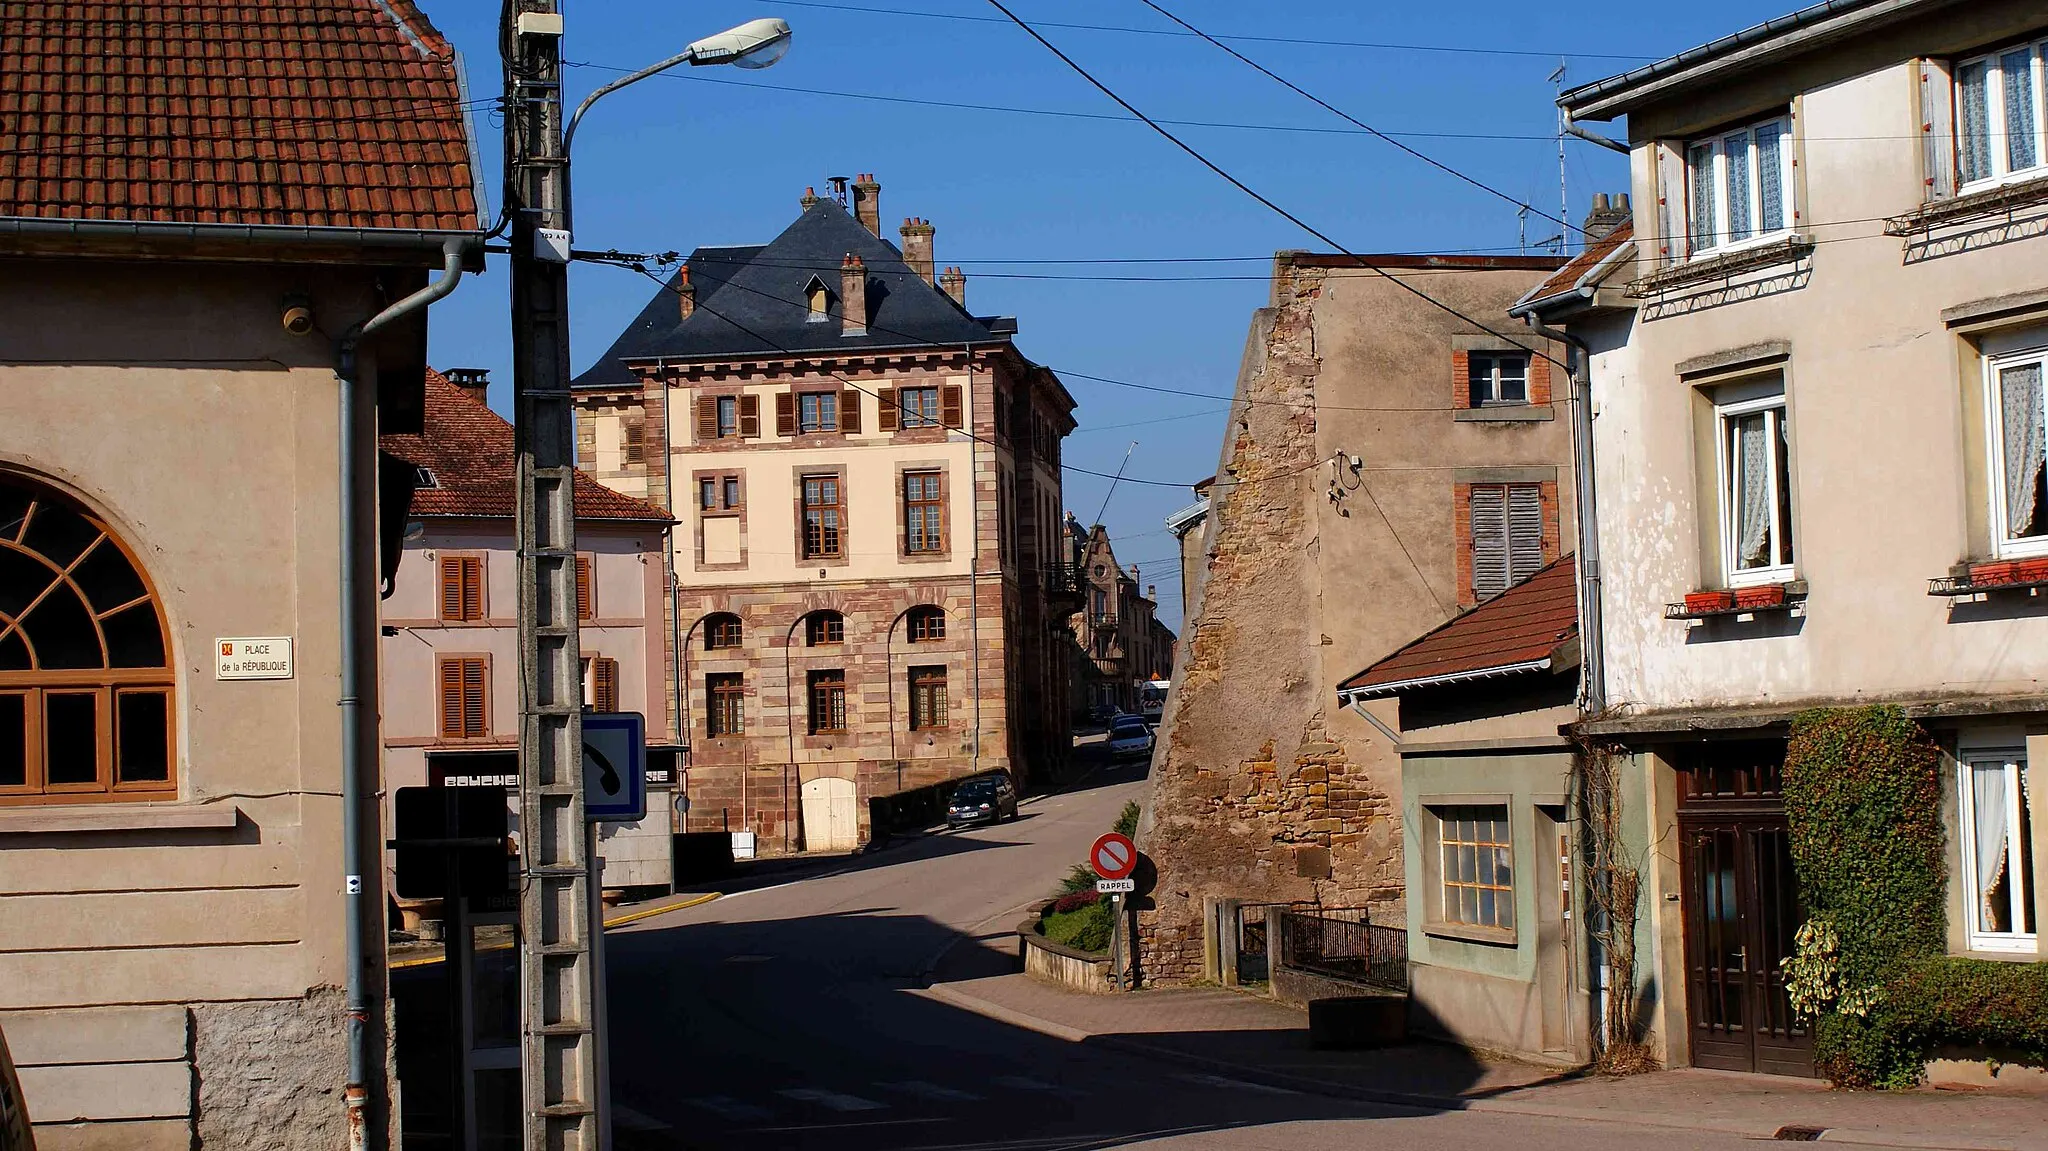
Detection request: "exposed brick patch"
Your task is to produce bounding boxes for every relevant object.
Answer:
[1450,349,1472,410]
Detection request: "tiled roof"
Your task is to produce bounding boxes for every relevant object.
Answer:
[1512,220,1633,314]
[0,1,481,232]
[1338,555,1578,698]
[381,371,674,523]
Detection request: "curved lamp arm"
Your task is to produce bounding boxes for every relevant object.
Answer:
[563,18,792,156]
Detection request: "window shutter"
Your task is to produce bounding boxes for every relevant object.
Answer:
[624,419,644,464]
[776,392,797,436]
[439,660,464,737]
[941,384,964,429]
[575,555,593,620]
[462,558,482,621]
[840,389,862,434]
[1919,59,1957,200]
[695,396,718,443]
[738,394,760,437]
[593,658,620,713]
[877,387,898,432]
[462,659,486,737]
[1655,142,1687,266]
[1508,484,1545,584]
[439,557,463,620]
[1470,485,1509,601]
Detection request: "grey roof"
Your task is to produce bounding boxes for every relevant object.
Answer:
[575,200,1006,388]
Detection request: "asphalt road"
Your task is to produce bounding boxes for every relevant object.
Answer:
[594,757,1779,1151]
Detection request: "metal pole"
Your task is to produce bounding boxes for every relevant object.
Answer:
[502,4,600,1148]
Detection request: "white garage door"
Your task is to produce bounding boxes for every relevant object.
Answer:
[799,777,859,853]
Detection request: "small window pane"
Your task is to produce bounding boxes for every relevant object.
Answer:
[717,396,738,437]
[0,632,28,671]
[117,691,169,783]
[2003,49,2038,172]
[1999,361,2048,541]
[21,503,102,570]
[723,478,741,508]
[45,692,99,785]
[1755,121,1785,232]
[22,590,103,669]
[0,694,24,786]
[1961,59,1994,183]
[1688,143,1718,251]
[101,601,166,669]
[1723,131,1753,242]
[70,541,147,614]
[0,548,47,619]
[699,479,716,510]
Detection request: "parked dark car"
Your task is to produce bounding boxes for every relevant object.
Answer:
[945,773,1019,828]
[1106,716,1155,760]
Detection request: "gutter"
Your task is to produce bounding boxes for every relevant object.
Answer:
[1337,657,1555,705]
[1508,240,1638,319]
[0,216,487,268]
[335,237,469,1151]
[1519,315,1607,715]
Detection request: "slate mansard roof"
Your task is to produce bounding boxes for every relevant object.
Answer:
[575,199,1010,388]
[0,0,483,234]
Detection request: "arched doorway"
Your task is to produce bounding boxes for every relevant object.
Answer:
[799,776,858,852]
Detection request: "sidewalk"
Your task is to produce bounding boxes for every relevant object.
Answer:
[922,953,2048,1150]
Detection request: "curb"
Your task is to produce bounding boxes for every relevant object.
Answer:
[921,978,2025,1151]
[391,891,722,969]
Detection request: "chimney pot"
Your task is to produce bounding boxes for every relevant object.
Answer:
[852,173,882,236]
[443,367,491,407]
[1583,191,1631,240]
[940,265,966,307]
[900,215,937,282]
[676,263,695,321]
[840,252,868,337]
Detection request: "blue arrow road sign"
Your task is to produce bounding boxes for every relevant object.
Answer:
[582,711,646,822]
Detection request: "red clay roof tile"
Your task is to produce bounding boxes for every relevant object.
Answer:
[1520,220,1633,305]
[381,371,674,524]
[0,1,480,232]
[1339,555,1579,696]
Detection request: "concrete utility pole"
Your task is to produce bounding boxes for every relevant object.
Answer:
[501,3,600,1148]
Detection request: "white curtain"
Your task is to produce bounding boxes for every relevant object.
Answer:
[1972,762,2010,927]
[1737,413,1771,567]
[2003,363,2045,538]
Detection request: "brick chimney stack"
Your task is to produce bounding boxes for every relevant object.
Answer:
[444,367,490,407]
[840,253,868,336]
[900,217,935,281]
[1584,192,1632,239]
[675,264,695,320]
[851,173,882,236]
[939,266,966,307]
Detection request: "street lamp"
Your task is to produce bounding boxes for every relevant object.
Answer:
[564,18,793,154]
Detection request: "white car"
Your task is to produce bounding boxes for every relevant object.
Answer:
[1106,717,1155,760]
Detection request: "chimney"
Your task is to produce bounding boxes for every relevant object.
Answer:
[1128,564,1140,580]
[1147,584,1157,601]
[840,253,867,336]
[900,216,935,281]
[1584,191,1632,239]
[939,266,966,307]
[800,185,821,210]
[444,367,490,407]
[675,264,695,320]
[851,173,882,236]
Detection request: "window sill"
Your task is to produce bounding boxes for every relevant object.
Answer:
[1961,937,2039,958]
[1929,558,2048,597]
[0,801,240,836]
[1422,921,1517,947]
[1885,173,2048,236]
[1454,406,1553,423]
[1667,580,1808,620]
[1625,234,1813,298]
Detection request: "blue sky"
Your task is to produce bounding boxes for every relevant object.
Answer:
[424,0,1795,628]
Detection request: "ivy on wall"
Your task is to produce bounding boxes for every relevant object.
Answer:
[1782,705,2048,1088]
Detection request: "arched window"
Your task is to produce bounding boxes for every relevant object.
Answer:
[0,473,174,803]
[803,610,845,647]
[703,612,744,651]
[906,605,946,642]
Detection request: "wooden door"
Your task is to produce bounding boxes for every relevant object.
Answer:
[1679,815,1813,1076]
[800,777,859,853]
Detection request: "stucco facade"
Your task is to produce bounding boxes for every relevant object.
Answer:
[1533,0,2048,1076]
[1138,253,1567,983]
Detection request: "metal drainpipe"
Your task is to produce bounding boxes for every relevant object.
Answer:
[965,345,982,777]
[332,236,467,1149]
[1523,316,1605,714]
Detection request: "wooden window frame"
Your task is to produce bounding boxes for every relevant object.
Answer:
[703,613,744,651]
[908,665,949,730]
[894,463,949,563]
[898,385,942,428]
[798,469,848,563]
[437,655,491,741]
[707,672,745,738]
[574,553,596,621]
[1468,351,1531,407]
[1431,802,1516,935]
[804,611,846,647]
[807,668,847,735]
[906,606,946,643]
[697,392,760,443]
[694,470,748,571]
[589,656,621,714]
[0,476,177,805]
[797,391,840,434]
[903,469,945,555]
[438,553,486,623]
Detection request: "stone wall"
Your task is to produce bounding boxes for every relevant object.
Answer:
[193,989,352,1150]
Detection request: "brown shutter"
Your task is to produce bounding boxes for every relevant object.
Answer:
[439,660,464,737]
[594,658,620,713]
[440,557,482,621]
[695,396,719,442]
[462,659,486,737]
[575,555,594,620]
[840,389,862,434]
[739,394,761,437]
[877,387,898,432]
[776,392,797,436]
[439,557,463,620]
[461,558,482,621]
[941,384,964,429]
[624,419,644,464]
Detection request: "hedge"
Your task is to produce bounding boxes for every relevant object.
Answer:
[1782,706,2048,1088]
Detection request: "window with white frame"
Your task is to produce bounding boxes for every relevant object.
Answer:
[1958,749,2036,952]
[1957,38,2048,190]
[1468,352,1530,407]
[1988,348,2048,555]
[1437,805,1514,931]
[1686,115,1793,257]
[1716,390,1796,584]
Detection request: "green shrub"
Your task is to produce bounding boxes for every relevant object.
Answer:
[1058,863,1098,895]
[1781,706,2048,1088]
[1114,800,1140,838]
[1041,898,1113,953]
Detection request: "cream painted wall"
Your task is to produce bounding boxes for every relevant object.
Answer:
[1597,60,2048,712]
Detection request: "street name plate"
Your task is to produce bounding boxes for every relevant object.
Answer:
[216,637,293,680]
[1096,878,1136,893]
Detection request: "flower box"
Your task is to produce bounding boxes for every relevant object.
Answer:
[1969,560,2021,587]
[2016,557,2048,583]
[1734,584,1787,610]
[1684,590,1735,614]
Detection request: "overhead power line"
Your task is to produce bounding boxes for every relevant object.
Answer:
[776,0,1659,62]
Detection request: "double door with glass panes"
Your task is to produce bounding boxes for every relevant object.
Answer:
[1678,812,1812,1076]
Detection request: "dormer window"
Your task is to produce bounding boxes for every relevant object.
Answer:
[805,276,830,323]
